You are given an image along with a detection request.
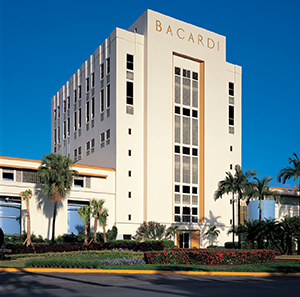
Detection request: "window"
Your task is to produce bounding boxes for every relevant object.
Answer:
[67,97,70,109]
[78,109,81,128]
[174,206,180,214]
[192,72,198,80]
[91,73,95,88]
[128,149,131,156]
[107,85,110,108]
[54,129,57,145]
[106,58,110,74]
[74,90,77,103]
[63,121,66,139]
[57,126,60,143]
[74,179,84,187]
[74,149,77,159]
[192,110,198,118]
[78,147,81,158]
[175,106,180,114]
[100,63,104,80]
[91,138,95,153]
[128,192,131,198]
[175,67,180,75]
[128,128,131,135]
[182,186,190,193]
[78,85,82,99]
[86,77,90,93]
[2,171,14,181]
[183,147,190,155]
[192,148,198,156]
[57,106,60,118]
[0,197,21,234]
[91,97,95,119]
[101,132,105,148]
[174,146,180,153]
[229,105,234,126]
[128,171,131,177]
[183,69,190,78]
[63,100,66,113]
[74,111,77,131]
[128,214,131,221]
[106,129,110,145]
[183,108,190,116]
[86,141,90,156]
[230,146,233,152]
[126,54,134,70]
[126,82,133,105]
[229,82,234,96]
[100,90,104,113]
[67,200,89,234]
[175,185,180,192]
[192,187,197,194]
[230,164,233,170]
[123,234,131,240]
[86,101,90,122]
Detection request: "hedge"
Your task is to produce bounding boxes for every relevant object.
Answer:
[8,240,174,254]
[144,248,276,265]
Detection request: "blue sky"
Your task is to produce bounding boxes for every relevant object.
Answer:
[0,0,299,189]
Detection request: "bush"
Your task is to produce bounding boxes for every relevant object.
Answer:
[144,248,276,265]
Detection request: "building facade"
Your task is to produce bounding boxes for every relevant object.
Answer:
[50,10,242,247]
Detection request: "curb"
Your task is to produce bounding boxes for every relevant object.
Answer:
[1,268,300,277]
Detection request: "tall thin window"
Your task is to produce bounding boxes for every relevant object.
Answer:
[57,126,60,143]
[74,111,77,131]
[126,54,133,70]
[86,77,90,93]
[106,58,110,74]
[78,86,82,99]
[74,90,77,103]
[91,73,95,88]
[86,101,90,122]
[63,100,66,113]
[63,121,66,139]
[67,96,70,109]
[100,63,104,80]
[54,129,57,145]
[78,108,81,128]
[229,105,234,126]
[57,106,60,118]
[100,90,104,112]
[107,85,110,108]
[67,118,70,136]
[126,82,133,105]
[229,82,234,96]
[91,97,95,119]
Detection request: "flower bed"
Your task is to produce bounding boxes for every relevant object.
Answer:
[144,248,276,265]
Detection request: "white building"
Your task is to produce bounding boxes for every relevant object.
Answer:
[50,9,242,247]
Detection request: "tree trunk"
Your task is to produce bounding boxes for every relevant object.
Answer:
[26,200,31,247]
[84,227,88,246]
[238,193,241,249]
[103,226,107,243]
[51,202,57,245]
[93,215,98,243]
[258,199,263,249]
[232,193,235,248]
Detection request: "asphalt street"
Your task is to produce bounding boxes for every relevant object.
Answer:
[0,272,300,297]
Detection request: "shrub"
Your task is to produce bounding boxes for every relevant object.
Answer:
[144,248,276,265]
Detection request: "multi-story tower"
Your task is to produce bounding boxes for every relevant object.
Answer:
[51,10,242,247]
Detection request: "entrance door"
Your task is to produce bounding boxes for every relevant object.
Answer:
[179,232,190,248]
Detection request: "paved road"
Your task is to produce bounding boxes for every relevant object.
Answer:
[0,271,300,297]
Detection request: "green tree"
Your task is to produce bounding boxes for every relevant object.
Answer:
[90,199,105,243]
[214,165,255,248]
[277,152,300,192]
[133,221,168,241]
[19,189,33,247]
[38,153,77,245]
[204,225,220,246]
[78,205,91,246]
[99,208,109,243]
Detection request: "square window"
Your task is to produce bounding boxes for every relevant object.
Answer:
[175,67,181,75]
[2,172,14,181]
[182,186,190,193]
[192,208,198,215]
[192,187,197,194]
[192,110,198,118]
[192,148,198,156]
[174,146,180,153]
[175,185,180,192]
[183,207,190,215]
[174,206,180,214]
[175,106,180,114]
[74,179,84,187]
[183,147,190,155]
[183,108,190,116]
[193,72,198,80]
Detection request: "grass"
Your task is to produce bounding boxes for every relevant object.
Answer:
[1,252,300,273]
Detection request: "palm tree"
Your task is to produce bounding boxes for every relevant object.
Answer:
[215,170,236,248]
[204,225,220,246]
[78,205,91,245]
[38,153,77,245]
[99,208,108,243]
[90,199,105,243]
[19,189,33,247]
[215,165,256,248]
[277,152,300,192]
